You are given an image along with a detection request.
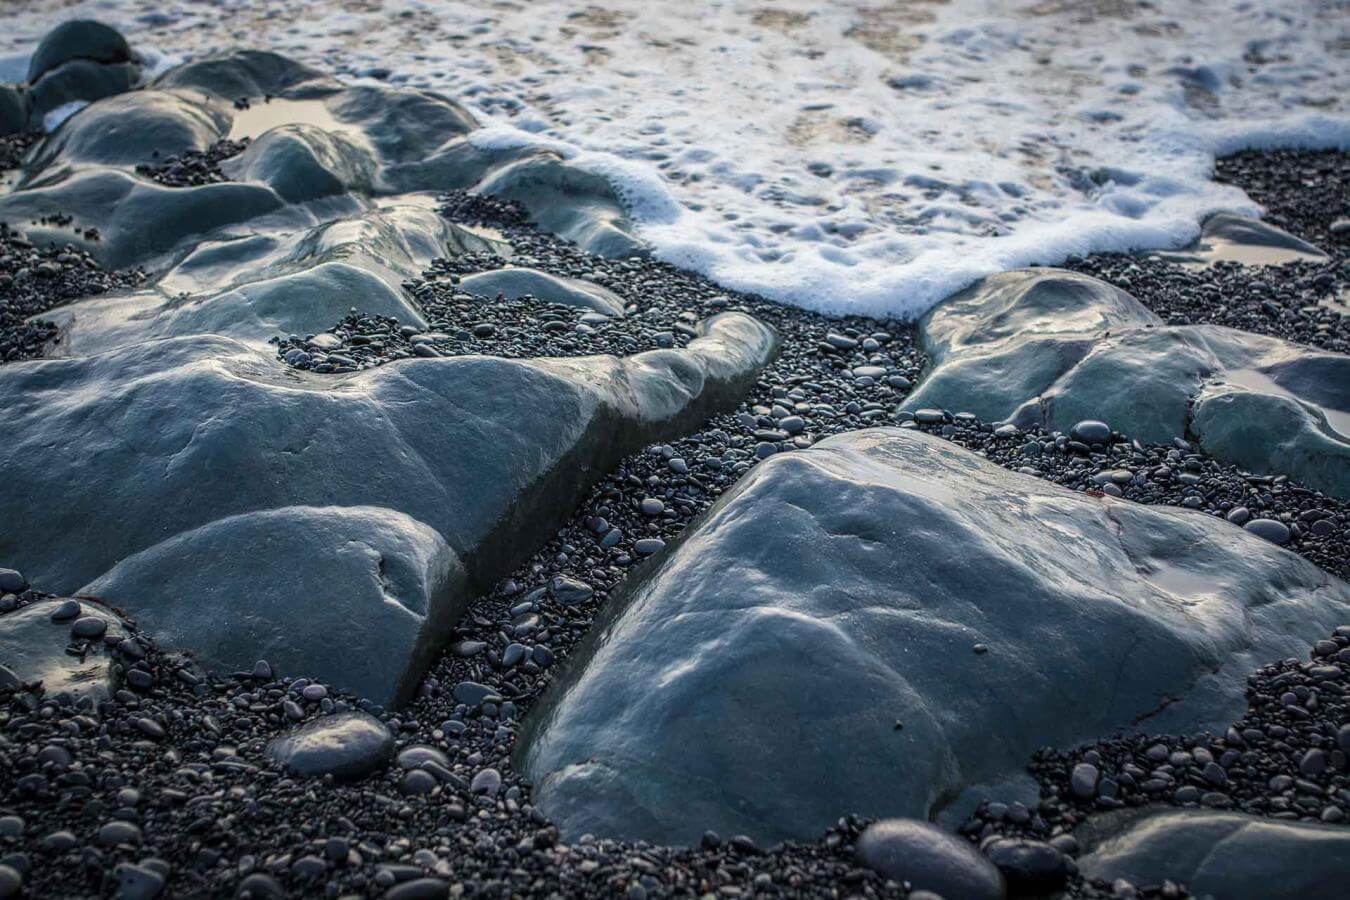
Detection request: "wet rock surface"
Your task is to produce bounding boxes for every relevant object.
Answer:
[518,428,1350,845]
[1077,809,1350,900]
[901,268,1350,499]
[1,19,1347,900]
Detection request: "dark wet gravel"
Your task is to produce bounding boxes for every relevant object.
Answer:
[1063,254,1349,354]
[0,223,142,364]
[963,625,1350,872]
[5,149,1350,898]
[1215,149,1350,252]
[134,139,250,188]
[274,266,695,372]
[0,133,40,173]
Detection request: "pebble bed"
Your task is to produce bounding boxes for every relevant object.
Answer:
[1,150,1348,898]
[1068,150,1350,355]
[0,224,142,364]
[962,624,1350,894]
[0,134,38,174]
[134,139,250,189]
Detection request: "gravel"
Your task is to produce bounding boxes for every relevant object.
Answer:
[2,149,1347,898]
[134,139,250,188]
[0,223,143,364]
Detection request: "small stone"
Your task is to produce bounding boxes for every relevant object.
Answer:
[48,599,81,621]
[855,819,1003,900]
[265,712,394,780]
[1070,420,1111,444]
[550,576,593,605]
[983,837,1068,892]
[0,570,23,594]
[0,865,19,900]
[70,616,108,639]
[1244,518,1291,545]
[1071,762,1100,800]
[470,768,502,795]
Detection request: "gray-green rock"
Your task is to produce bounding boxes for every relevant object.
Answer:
[901,269,1350,498]
[1077,808,1350,899]
[517,428,1350,844]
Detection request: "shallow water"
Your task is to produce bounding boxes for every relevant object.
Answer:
[226,96,357,142]
[1,0,1346,318]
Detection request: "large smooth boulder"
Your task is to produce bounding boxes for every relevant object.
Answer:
[221,124,375,202]
[477,152,643,257]
[26,20,132,84]
[0,84,27,135]
[83,507,464,703]
[1077,809,1350,899]
[27,60,138,129]
[0,167,304,268]
[517,428,1350,844]
[154,49,333,102]
[42,205,499,356]
[0,315,775,703]
[25,90,227,176]
[901,269,1350,498]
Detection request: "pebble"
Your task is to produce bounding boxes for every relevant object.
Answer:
[70,615,107,639]
[854,819,1004,900]
[1244,518,1292,545]
[1069,420,1112,444]
[0,570,23,593]
[265,712,394,780]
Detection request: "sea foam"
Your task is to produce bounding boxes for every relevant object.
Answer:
[2,0,1346,319]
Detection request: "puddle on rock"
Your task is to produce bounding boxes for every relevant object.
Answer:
[227,96,363,142]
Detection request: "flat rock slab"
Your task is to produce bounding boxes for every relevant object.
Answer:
[265,711,394,780]
[1077,808,1350,899]
[0,315,775,704]
[517,428,1350,845]
[1154,212,1329,268]
[0,600,127,702]
[901,268,1350,498]
[2,48,640,265]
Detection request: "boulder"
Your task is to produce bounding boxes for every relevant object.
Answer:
[0,315,775,703]
[326,85,475,164]
[0,84,27,136]
[0,167,306,268]
[26,20,132,84]
[901,269,1350,498]
[154,49,333,102]
[221,124,375,202]
[1077,808,1350,899]
[476,152,643,257]
[27,60,138,130]
[517,428,1350,844]
[42,205,500,356]
[0,600,127,702]
[25,90,227,175]
[457,268,626,316]
[83,506,465,703]
[1157,212,1328,267]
